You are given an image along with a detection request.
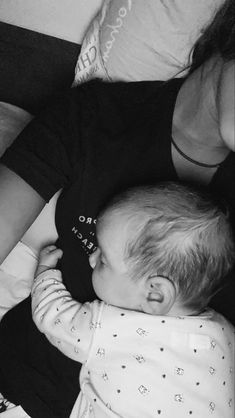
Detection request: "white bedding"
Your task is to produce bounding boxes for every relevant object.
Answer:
[73,0,224,84]
[0,242,37,320]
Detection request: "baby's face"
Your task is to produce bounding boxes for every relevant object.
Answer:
[89,213,144,311]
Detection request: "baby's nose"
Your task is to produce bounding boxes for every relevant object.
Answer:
[89,248,100,269]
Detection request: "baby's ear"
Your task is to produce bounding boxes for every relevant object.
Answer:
[143,275,176,315]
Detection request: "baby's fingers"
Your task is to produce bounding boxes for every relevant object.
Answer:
[39,245,63,267]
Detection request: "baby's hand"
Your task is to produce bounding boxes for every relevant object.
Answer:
[36,245,63,276]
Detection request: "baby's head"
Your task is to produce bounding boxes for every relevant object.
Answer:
[89,182,235,316]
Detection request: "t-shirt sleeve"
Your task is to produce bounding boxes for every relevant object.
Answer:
[0,87,87,202]
[32,269,102,363]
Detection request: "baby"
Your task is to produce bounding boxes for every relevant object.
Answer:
[32,182,235,418]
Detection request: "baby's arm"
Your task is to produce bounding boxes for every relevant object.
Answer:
[35,244,63,276]
[32,245,96,362]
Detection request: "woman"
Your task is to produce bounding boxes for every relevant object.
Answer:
[0,1,234,417]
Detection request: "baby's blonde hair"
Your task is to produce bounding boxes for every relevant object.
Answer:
[99,182,235,311]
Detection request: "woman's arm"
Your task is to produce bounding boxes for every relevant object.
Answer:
[0,164,46,264]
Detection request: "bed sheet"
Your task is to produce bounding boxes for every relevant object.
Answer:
[0,393,30,417]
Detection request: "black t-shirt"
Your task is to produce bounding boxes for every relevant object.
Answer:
[0,79,234,418]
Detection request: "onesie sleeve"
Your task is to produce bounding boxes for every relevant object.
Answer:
[0,85,89,202]
[31,269,102,362]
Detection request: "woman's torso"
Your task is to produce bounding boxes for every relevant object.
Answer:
[0,77,234,418]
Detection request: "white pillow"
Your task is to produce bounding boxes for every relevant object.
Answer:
[73,0,224,85]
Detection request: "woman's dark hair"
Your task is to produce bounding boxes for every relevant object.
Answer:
[189,0,235,74]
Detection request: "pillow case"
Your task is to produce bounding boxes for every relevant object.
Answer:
[73,0,224,85]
